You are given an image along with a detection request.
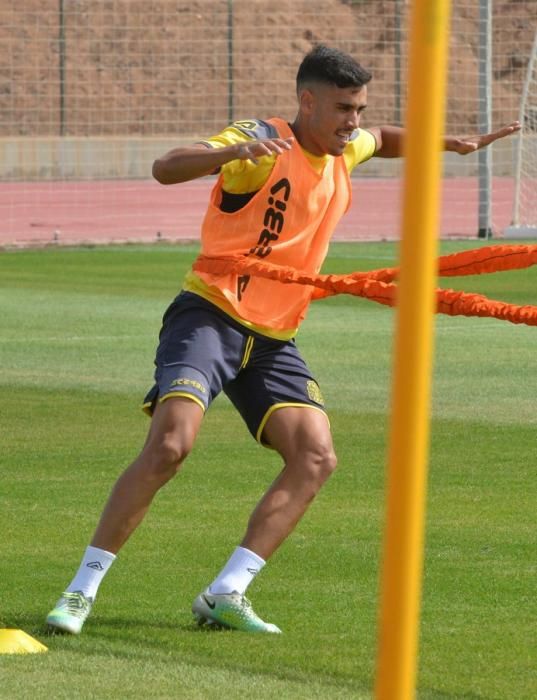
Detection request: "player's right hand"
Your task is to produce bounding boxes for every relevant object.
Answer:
[235,137,294,163]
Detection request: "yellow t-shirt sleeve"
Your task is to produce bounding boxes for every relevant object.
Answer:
[343,129,377,173]
[201,124,277,194]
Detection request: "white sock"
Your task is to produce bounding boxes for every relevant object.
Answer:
[209,546,265,596]
[65,545,116,600]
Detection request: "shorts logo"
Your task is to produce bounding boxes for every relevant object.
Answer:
[306,380,324,406]
[170,377,207,394]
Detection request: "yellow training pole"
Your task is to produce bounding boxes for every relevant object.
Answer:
[375,2,451,699]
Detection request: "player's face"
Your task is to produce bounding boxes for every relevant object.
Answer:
[301,83,368,156]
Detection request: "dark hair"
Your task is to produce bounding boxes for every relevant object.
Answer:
[296,44,372,91]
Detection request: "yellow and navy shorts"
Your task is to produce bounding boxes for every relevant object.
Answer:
[143,291,326,445]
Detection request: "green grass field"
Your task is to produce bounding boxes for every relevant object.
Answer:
[1,242,535,699]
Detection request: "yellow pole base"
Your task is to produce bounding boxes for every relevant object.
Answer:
[0,629,48,654]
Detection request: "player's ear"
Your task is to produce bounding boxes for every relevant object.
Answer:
[298,87,315,115]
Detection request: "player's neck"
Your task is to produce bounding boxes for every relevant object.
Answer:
[289,118,325,157]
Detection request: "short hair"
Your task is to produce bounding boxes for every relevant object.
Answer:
[296,44,372,92]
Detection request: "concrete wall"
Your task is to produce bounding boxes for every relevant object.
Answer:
[1,135,525,180]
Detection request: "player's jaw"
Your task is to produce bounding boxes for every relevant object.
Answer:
[301,114,353,156]
[311,122,355,156]
[331,128,354,154]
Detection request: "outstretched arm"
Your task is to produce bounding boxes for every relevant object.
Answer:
[368,121,521,158]
[152,137,294,185]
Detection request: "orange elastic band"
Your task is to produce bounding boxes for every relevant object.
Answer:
[192,244,537,326]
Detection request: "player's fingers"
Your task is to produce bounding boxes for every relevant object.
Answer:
[474,121,523,148]
[256,141,277,155]
[263,138,294,153]
[241,142,273,162]
[249,138,294,159]
[498,120,522,133]
[489,121,522,141]
[263,142,285,155]
[238,137,294,162]
[236,143,261,163]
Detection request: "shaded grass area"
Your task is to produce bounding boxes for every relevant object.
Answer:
[1,242,535,698]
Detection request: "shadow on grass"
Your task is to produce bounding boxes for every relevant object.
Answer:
[8,612,486,699]
[41,615,228,639]
[26,613,368,698]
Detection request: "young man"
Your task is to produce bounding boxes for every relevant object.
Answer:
[46,45,520,635]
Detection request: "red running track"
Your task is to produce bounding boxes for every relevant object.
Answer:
[0,177,515,247]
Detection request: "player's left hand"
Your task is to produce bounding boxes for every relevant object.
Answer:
[446,121,522,155]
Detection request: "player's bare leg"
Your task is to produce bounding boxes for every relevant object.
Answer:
[91,397,204,553]
[192,406,336,633]
[47,397,203,634]
[241,406,337,559]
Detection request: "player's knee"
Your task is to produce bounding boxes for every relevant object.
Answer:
[301,439,338,484]
[316,443,338,481]
[143,434,193,482]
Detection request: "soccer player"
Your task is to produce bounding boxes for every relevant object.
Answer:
[46,45,520,634]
